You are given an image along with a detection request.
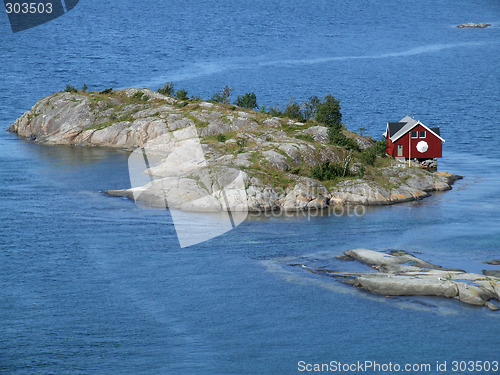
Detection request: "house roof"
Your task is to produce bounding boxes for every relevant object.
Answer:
[386,122,405,138]
[430,127,440,136]
[383,116,445,143]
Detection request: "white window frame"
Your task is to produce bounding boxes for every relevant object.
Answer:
[411,131,418,138]
[419,130,426,138]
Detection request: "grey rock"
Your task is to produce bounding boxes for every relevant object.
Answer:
[483,270,500,278]
[304,126,328,142]
[278,143,302,164]
[327,249,500,311]
[281,185,312,211]
[457,23,491,28]
[262,150,290,171]
[348,131,374,150]
[307,195,329,209]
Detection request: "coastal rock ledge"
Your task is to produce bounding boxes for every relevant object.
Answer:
[457,22,491,28]
[302,249,500,311]
[9,89,462,212]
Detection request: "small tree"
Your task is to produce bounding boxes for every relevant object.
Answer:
[65,85,78,93]
[315,94,342,130]
[210,86,233,104]
[303,96,321,120]
[283,98,304,122]
[235,92,258,109]
[158,82,174,96]
[82,83,88,92]
[176,89,189,100]
[359,127,366,136]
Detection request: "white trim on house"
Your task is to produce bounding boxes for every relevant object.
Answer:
[390,119,445,143]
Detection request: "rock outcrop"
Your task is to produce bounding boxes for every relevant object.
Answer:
[9,89,462,212]
[297,249,500,311]
[457,23,491,28]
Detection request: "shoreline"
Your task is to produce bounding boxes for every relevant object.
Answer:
[9,88,462,212]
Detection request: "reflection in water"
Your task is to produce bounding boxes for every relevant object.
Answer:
[25,141,130,169]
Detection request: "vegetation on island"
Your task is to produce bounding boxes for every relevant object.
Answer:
[58,81,393,188]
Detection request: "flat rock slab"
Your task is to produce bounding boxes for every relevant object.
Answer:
[302,249,500,311]
[457,23,491,28]
[484,260,500,265]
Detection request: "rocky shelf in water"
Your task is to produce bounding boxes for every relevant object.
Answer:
[457,23,491,28]
[8,88,462,212]
[298,249,500,311]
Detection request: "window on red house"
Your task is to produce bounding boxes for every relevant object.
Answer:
[411,131,418,138]
[419,131,426,138]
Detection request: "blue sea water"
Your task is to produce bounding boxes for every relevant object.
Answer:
[1,0,500,374]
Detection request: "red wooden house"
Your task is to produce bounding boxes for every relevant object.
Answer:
[383,116,445,160]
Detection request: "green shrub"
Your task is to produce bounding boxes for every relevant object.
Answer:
[235,92,258,109]
[176,101,188,108]
[328,129,359,151]
[158,82,174,96]
[357,164,366,178]
[294,134,314,142]
[82,84,88,92]
[236,138,247,147]
[360,147,377,166]
[100,88,113,94]
[358,138,387,166]
[65,85,78,93]
[216,134,227,143]
[267,106,283,117]
[176,89,189,100]
[372,138,387,157]
[283,99,304,122]
[133,91,149,101]
[311,160,350,181]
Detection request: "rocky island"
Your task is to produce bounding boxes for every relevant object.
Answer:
[8,87,462,212]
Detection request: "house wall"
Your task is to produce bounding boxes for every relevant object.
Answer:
[387,124,443,159]
[386,139,395,156]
